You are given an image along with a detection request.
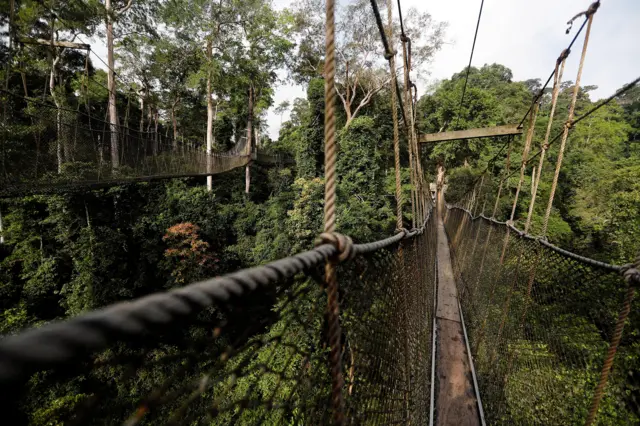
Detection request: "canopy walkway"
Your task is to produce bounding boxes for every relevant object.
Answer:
[0,93,292,197]
[1,0,640,424]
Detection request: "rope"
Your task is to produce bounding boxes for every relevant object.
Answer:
[402,34,417,228]
[524,51,567,234]
[585,250,639,426]
[367,0,404,231]
[498,72,640,187]
[368,0,408,127]
[454,0,485,129]
[0,223,427,388]
[492,137,512,218]
[517,8,592,128]
[322,0,344,421]
[541,5,597,237]
[509,100,539,222]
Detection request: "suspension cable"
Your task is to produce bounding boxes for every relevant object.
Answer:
[517,12,591,128]
[368,0,408,127]
[454,0,485,129]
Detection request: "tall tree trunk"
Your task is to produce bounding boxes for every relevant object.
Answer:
[0,206,4,244]
[106,0,119,170]
[123,94,130,162]
[139,91,144,133]
[206,38,214,192]
[172,97,179,150]
[49,57,63,174]
[154,109,158,155]
[245,85,254,194]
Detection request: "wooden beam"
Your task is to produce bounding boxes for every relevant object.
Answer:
[419,124,522,144]
[19,38,90,50]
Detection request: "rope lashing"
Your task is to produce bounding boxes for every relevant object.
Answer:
[566,0,600,34]
[315,232,355,262]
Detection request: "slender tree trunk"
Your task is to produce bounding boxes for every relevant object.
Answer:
[172,97,179,150]
[106,0,119,169]
[206,37,214,191]
[0,206,4,244]
[139,92,144,133]
[245,85,254,194]
[49,58,64,173]
[154,109,158,155]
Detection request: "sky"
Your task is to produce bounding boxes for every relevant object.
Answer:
[263,0,640,139]
[83,0,640,140]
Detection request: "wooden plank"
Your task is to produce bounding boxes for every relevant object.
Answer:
[436,219,460,322]
[436,318,481,426]
[420,124,522,144]
[19,38,90,50]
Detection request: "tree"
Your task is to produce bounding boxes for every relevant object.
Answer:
[292,0,446,128]
[275,100,290,124]
[103,0,158,170]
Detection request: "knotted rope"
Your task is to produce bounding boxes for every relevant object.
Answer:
[322,0,344,422]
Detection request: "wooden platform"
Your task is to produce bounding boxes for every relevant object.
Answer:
[420,124,522,144]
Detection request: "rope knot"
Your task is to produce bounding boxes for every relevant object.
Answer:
[542,143,550,151]
[565,120,573,129]
[395,227,410,238]
[316,232,355,262]
[586,1,600,17]
[384,50,397,60]
[400,34,410,43]
[624,267,640,288]
[557,49,571,64]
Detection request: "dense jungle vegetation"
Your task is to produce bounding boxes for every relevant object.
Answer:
[0,0,639,424]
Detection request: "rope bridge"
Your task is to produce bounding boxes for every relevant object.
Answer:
[445,205,639,425]
[0,211,437,424]
[0,92,290,197]
[1,0,640,424]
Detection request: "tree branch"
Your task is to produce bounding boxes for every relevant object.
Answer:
[116,0,135,16]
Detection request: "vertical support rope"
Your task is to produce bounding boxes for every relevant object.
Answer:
[542,5,597,238]
[385,2,404,232]
[499,103,538,264]
[585,252,639,425]
[510,101,539,223]
[322,0,344,423]
[524,52,567,234]
[492,137,513,218]
[402,38,419,228]
[386,0,410,420]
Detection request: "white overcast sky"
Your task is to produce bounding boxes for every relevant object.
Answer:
[84,0,639,140]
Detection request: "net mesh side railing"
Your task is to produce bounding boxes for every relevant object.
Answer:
[444,206,639,425]
[0,213,436,425]
[0,96,293,196]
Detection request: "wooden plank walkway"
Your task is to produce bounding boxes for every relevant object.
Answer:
[435,217,480,426]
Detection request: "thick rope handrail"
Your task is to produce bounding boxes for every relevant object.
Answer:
[446,205,624,273]
[0,224,428,387]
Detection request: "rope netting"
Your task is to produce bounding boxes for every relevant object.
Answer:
[0,94,295,196]
[0,210,436,425]
[444,205,639,425]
